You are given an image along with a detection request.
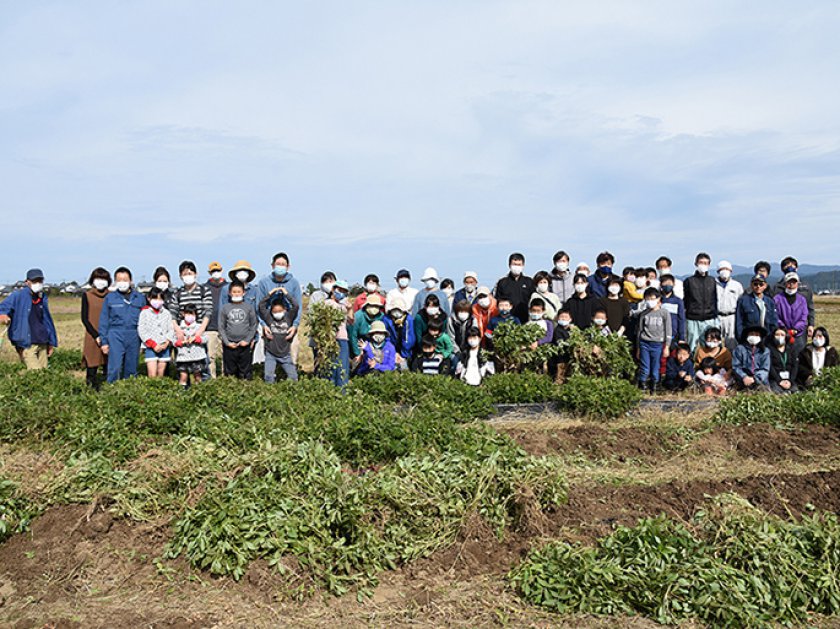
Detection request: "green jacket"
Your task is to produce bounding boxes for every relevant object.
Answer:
[349,309,383,357]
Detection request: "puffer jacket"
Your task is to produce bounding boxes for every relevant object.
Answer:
[683,273,718,321]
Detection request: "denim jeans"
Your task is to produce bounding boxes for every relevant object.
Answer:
[638,340,664,383]
[264,351,298,383]
[329,339,350,390]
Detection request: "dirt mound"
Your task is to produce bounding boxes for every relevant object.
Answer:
[503,424,683,460]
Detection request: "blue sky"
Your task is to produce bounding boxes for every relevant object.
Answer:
[2,1,839,287]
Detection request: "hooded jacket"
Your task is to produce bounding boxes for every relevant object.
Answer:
[0,288,58,349]
[549,270,575,308]
[471,296,498,343]
[383,313,416,359]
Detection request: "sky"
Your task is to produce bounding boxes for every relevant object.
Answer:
[2,1,840,287]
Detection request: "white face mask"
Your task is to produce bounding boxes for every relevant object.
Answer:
[423,279,438,289]
[371,333,386,344]
[813,337,826,348]
[155,280,169,291]
[635,277,647,288]
[93,279,109,290]
[747,336,761,346]
[426,306,440,316]
[557,319,571,328]
[555,262,569,273]
[706,340,720,349]
[648,279,660,289]
[182,274,197,286]
[398,277,410,288]
[365,282,378,293]
[457,311,470,321]
[646,299,659,309]
[115,281,130,293]
[210,271,222,280]
[593,317,607,326]
[626,275,636,284]
[774,336,786,347]
[478,297,490,308]
[468,338,480,348]
[443,287,454,297]
[235,271,250,282]
[696,264,710,274]
[536,282,549,293]
[785,287,798,296]
[321,282,335,293]
[658,267,671,276]
[29,282,44,294]
[529,312,542,321]
[365,306,380,317]
[231,295,244,303]
[718,270,731,281]
[272,311,285,321]
[608,284,621,295]
[465,284,477,294]
[509,264,524,276]
[574,283,586,294]
[389,309,404,320]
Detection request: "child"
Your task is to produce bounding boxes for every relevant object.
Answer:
[732,325,771,390]
[426,322,455,365]
[591,307,611,337]
[447,299,475,353]
[219,280,259,379]
[530,271,562,320]
[622,267,644,304]
[603,277,629,336]
[663,342,695,392]
[174,304,207,388]
[455,327,494,385]
[356,321,396,375]
[549,310,574,383]
[659,274,686,345]
[258,287,300,383]
[487,297,521,340]
[769,326,799,394]
[470,286,498,345]
[410,334,451,375]
[635,288,672,393]
[527,298,554,348]
[695,356,730,396]
[137,287,175,378]
[383,296,416,371]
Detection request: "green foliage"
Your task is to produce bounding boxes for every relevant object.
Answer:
[305,300,347,377]
[0,477,39,542]
[556,374,642,418]
[510,494,840,625]
[557,327,636,379]
[48,347,84,372]
[482,372,559,404]
[715,388,840,427]
[812,365,840,393]
[490,321,559,372]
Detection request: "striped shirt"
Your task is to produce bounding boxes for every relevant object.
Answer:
[167,285,214,323]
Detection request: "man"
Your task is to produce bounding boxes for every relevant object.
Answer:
[549,250,574,308]
[587,251,621,298]
[771,257,815,338]
[715,260,744,347]
[167,260,215,380]
[493,253,535,323]
[203,261,227,378]
[735,275,777,342]
[683,252,718,352]
[410,267,450,316]
[452,271,479,305]
[0,268,58,369]
[386,269,419,312]
[656,256,684,299]
[256,252,303,364]
[774,272,810,357]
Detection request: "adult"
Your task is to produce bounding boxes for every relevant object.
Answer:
[410,267,450,317]
[81,267,111,387]
[602,276,630,335]
[683,252,718,352]
[352,274,387,313]
[529,271,562,320]
[768,326,799,394]
[203,261,227,378]
[383,295,416,370]
[587,251,621,298]
[470,286,498,345]
[565,273,603,329]
[549,250,574,308]
[99,266,145,382]
[349,293,385,360]
[752,261,772,286]
[441,278,456,310]
[735,275,777,342]
[319,279,352,389]
[732,325,770,390]
[655,256,684,299]
[0,268,58,370]
[493,253,535,322]
[797,327,839,389]
[771,257,815,337]
[256,252,302,363]
[220,260,259,309]
[773,272,809,357]
[452,271,479,305]
[307,270,337,363]
[386,268,418,312]
[167,260,214,379]
[715,260,744,347]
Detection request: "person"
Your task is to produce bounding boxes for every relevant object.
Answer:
[663,342,695,392]
[414,294,448,341]
[411,267,451,317]
[447,299,474,353]
[575,262,591,278]
[659,274,686,345]
[587,251,620,298]
[455,326,494,385]
[635,288,672,393]
[352,274,387,313]
[167,261,214,380]
[80,267,110,387]
[486,296,520,341]
[386,269,419,313]
[768,326,798,394]
[219,281,259,379]
[426,321,455,365]
[471,286,498,344]
[441,278,456,310]
[493,253,535,322]
[383,295,416,371]
[356,320,396,375]
[259,287,300,383]
[565,273,603,329]
[452,271,480,306]
[732,325,770,390]
[603,277,629,336]
[256,252,302,363]
[0,268,58,370]
[622,267,644,304]
[715,260,743,347]
[152,266,174,303]
[683,252,718,352]
[771,257,815,337]
[549,250,574,308]
[203,261,227,378]
[410,334,450,375]
[306,270,337,363]
[548,310,574,383]
[693,327,732,373]
[591,307,611,337]
[527,298,555,347]
[773,272,809,358]
[530,271,561,320]
[174,304,207,389]
[655,256,684,299]
[695,356,731,396]
[735,275,778,343]
[752,260,772,285]
[137,287,175,378]
[322,279,353,388]
[797,327,839,389]
[349,293,385,361]
[99,267,145,383]
[220,260,259,308]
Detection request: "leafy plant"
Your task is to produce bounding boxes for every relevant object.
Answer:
[556,374,642,418]
[305,300,348,377]
[556,327,636,379]
[714,388,840,427]
[0,477,39,542]
[48,347,84,372]
[482,372,559,404]
[490,322,559,373]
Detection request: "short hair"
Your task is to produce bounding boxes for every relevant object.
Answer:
[552,250,570,263]
[424,294,441,308]
[467,326,481,337]
[153,266,170,282]
[178,260,197,275]
[508,252,525,265]
[607,275,622,286]
[675,341,691,355]
[181,303,198,314]
[596,251,614,265]
[700,356,719,372]
[660,274,675,283]
[695,252,711,263]
[114,266,132,280]
[634,267,646,277]
[363,273,379,285]
[593,307,607,317]
[655,256,673,268]
[530,298,545,309]
[533,270,551,284]
[573,273,588,284]
[147,287,165,301]
[557,309,572,318]
[427,322,444,334]
[497,296,512,305]
[645,267,657,278]
[643,287,661,299]
[421,334,437,347]
[87,267,111,285]
[754,261,771,274]
[622,266,635,277]
[272,252,290,265]
[704,326,722,340]
[229,280,246,292]
[453,299,471,313]
[780,256,798,270]
[320,271,336,283]
[441,278,455,290]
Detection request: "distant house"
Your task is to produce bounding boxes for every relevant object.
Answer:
[137,281,155,294]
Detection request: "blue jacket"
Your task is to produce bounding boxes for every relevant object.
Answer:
[735,293,777,342]
[99,289,146,346]
[664,356,695,384]
[0,288,58,349]
[732,344,770,384]
[452,287,478,307]
[587,271,620,299]
[411,288,451,317]
[383,315,416,359]
[256,272,302,326]
[661,295,687,343]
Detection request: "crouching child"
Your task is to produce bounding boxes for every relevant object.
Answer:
[455,326,494,385]
[663,341,695,392]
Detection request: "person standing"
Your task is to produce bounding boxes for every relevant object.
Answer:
[549,250,574,308]
[81,267,111,387]
[203,261,227,378]
[683,252,718,352]
[0,268,58,370]
[452,271,480,305]
[773,272,809,358]
[771,257,815,338]
[735,275,777,342]
[587,251,621,299]
[715,260,744,347]
[410,267,450,317]
[256,252,302,364]
[493,253,535,323]
[219,281,259,379]
[99,267,146,383]
[655,256,684,299]
[386,269,419,312]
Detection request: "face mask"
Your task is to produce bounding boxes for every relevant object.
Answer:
[273,265,287,277]
[231,295,244,303]
[155,281,169,291]
[235,271,250,282]
[398,277,410,288]
[608,285,621,295]
[557,319,571,328]
[574,283,586,294]
[626,275,636,283]
[658,267,671,276]
[184,314,196,324]
[150,299,164,310]
[365,306,380,317]
[598,265,611,275]
[365,282,378,293]
[696,264,710,274]
[813,337,826,348]
[115,281,130,293]
[499,308,511,316]
[785,287,798,296]
[321,282,335,293]
[646,299,658,309]
[443,287,454,297]
[718,270,731,281]
[784,265,797,274]
[468,338,480,348]
[457,311,470,322]
[465,284,477,294]
[510,264,524,276]
[334,291,347,302]
[537,283,549,293]
[371,334,386,344]
[555,262,569,273]
[29,281,43,294]
[93,279,109,290]
[426,306,440,316]
[530,312,542,321]
[661,284,674,294]
[747,336,761,346]
[182,274,196,286]
[635,278,647,288]
[648,279,660,289]
[423,279,438,289]
[592,317,606,326]
[774,336,786,347]
[210,271,222,280]
[706,340,720,349]
[272,311,285,321]
[478,297,490,308]
[390,309,404,320]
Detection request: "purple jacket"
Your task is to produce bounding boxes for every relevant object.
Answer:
[773,293,808,336]
[356,340,397,375]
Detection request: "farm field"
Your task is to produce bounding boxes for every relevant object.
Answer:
[0,296,838,627]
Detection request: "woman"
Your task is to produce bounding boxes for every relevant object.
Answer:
[529,271,561,320]
[324,280,353,389]
[413,293,447,341]
[81,267,111,389]
[470,286,498,346]
[768,326,799,394]
[602,276,630,335]
[152,266,174,303]
[565,273,602,329]
[797,327,839,389]
[693,327,732,373]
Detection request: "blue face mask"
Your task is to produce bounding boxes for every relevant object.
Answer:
[599,265,612,275]
[334,291,347,302]
[273,265,288,277]
[661,284,674,294]
[784,265,796,274]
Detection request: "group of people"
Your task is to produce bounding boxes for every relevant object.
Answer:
[0,250,836,396]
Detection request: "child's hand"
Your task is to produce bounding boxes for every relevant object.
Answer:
[285,326,297,341]
[227,343,237,349]
[263,326,274,340]
[367,358,376,369]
